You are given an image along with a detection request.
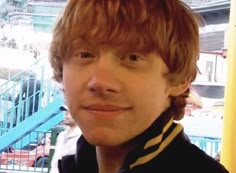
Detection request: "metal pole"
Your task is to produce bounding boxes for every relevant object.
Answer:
[220,0,236,172]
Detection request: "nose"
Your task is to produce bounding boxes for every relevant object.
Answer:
[87,60,121,95]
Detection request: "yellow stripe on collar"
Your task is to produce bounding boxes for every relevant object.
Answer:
[129,123,183,169]
[144,117,173,150]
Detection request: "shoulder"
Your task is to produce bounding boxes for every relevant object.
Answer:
[67,127,82,137]
[141,132,229,173]
[55,130,67,145]
[57,130,67,139]
[167,133,229,173]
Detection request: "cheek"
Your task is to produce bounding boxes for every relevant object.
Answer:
[62,66,81,111]
[63,63,84,92]
[133,90,169,134]
[134,81,170,115]
[63,71,74,99]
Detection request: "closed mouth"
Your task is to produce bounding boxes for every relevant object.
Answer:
[82,104,131,112]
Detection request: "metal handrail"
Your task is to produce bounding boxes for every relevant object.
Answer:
[0,56,61,133]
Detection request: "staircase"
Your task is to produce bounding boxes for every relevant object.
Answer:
[0,56,64,152]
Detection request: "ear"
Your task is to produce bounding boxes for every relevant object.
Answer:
[169,80,190,96]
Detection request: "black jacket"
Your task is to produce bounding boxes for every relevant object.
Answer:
[15,77,42,116]
[15,78,41,103]
[58,113,229,173]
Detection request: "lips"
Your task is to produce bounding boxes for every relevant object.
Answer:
[82,104,131,112]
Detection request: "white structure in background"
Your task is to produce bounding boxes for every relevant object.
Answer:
[0,24,52,54]
[195,23,228,84]
[0,47,36,69]
[196,52,227,83]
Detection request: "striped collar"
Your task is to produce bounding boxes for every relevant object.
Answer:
[75,110,183,172]
[128,118,183,169]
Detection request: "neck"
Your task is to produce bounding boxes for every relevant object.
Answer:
[96,144,134,173]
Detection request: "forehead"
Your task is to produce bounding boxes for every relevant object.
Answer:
[63,5,165,57]
[69,36,157,57]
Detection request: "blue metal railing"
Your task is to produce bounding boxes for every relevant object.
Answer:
[0,55,64,152]
[0,97,64,152]
[0,57,61,132]
[190,136,221,157]
[0,130,51,173]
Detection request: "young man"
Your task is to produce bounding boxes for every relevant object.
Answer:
[50,105,81,173]
[49,0,229,172]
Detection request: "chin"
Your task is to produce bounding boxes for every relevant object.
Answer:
[83,131,124,147]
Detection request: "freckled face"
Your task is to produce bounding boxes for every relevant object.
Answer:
[62,44,173,147]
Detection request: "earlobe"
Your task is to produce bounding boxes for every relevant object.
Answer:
[169,80,190,96]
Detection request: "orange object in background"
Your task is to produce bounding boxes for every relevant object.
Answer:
[0,138,50,168]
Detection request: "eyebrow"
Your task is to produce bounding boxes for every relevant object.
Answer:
[71,38,88,48]
[69,38,93,52]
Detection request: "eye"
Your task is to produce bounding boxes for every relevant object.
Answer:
[78,52,94,59]
[128,54,140,61]
[121,54,141,62]
[120,54,146,68]
[71,51,96,64]
[121,54,143,63]
[72,51,95,60]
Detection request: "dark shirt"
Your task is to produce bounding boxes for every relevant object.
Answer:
[58,112,229,173]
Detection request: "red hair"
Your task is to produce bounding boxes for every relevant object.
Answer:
[49,0,201,120]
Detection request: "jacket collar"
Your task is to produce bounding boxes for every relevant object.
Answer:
[74,109,183,172]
